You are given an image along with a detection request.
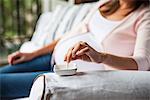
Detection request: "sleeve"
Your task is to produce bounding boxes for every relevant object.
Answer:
[133,9,150,71]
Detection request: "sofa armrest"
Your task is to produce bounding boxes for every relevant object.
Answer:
[29,71,150,100]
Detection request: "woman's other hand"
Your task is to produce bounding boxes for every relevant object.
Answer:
[64,41,105,63]
[8,51,35,65]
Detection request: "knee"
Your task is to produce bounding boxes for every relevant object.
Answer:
[0,64,13,73]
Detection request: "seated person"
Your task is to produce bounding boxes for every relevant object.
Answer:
[0,0,150,99]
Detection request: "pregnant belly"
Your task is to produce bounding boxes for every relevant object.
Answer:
[54,33,105,71]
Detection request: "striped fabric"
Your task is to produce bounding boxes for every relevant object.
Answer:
[19,3,95,53]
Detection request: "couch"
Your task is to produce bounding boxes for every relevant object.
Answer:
[19,3,95,53]
[15,2,150,100]
[29,71,150,100]
[13,2,95,100]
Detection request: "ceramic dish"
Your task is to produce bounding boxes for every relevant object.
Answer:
[54,64,77,76]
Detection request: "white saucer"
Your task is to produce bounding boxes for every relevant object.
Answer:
[54,64,77,76]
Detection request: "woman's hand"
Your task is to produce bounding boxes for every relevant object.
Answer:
[8,51,35,65]
[64,41,105,63]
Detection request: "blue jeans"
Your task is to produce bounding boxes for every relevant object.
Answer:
[0,54,53,100]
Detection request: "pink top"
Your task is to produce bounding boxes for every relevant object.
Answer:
[57,0,150,71]
[54,9,122,71]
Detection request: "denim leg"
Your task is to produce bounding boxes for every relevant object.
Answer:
[0,54,53,73]
[0,71,51,100]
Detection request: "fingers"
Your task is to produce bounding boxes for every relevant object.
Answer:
[64,41,90,63]
[8,55,12,64]
[8,51,21,65]
[67,48,72,63]
[73,42,89,58]
[76,47,89,56]
[72,43,80,58]
[12,57,24,65]
[75,47,91,62]
[8,53,14,64]
[7,51,34,65]
[64,47,74,63]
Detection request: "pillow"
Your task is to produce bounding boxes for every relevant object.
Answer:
[46,5,71,42]
[71,3,94,30]
[31,12,53,46]
[20,3,95,53]
[54,5,81,40]
[54,3,95,40]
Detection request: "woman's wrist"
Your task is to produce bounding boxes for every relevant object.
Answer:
[99,52,108,63]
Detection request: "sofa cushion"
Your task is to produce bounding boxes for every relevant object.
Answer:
[19,3,95,53]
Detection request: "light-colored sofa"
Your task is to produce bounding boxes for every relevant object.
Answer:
[15,2,150,100]
[19,3,95,53]
[13,2,95,100]
[29,71,150,100]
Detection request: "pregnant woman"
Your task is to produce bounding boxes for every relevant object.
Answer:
[0,0,150,99]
